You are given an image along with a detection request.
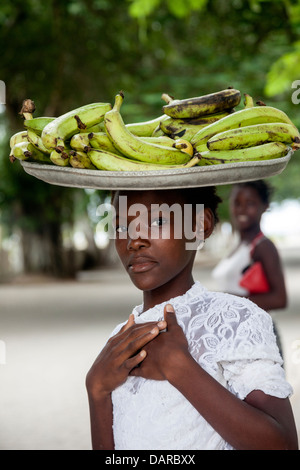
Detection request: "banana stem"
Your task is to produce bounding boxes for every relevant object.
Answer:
[19,99,36,120]
[113,92,124,112]
[161,93,174,104]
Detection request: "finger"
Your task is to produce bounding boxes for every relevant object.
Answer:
[164,303,177,326]
[119,320,165,343]
[121,313,135,332]
[124,325,161,358]
[125,349,147,372]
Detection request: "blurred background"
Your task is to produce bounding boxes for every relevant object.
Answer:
[0,0,300,449]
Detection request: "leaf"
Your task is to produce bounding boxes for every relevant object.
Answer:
[128,0,161,17]
[265,41,300,96]
[128,0,207,18]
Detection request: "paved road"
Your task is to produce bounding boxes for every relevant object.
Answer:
[0,255,299,450]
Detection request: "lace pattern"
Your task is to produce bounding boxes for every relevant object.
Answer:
[110,282,292,450]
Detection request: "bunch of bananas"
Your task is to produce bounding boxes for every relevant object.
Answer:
[190,97,300,165]
[9,87,299,172]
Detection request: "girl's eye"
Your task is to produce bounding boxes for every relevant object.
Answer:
[151,217,167,227]
[115,225,128,233]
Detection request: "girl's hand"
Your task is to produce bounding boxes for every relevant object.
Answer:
[86,314,167,398]
[130,304,190,381]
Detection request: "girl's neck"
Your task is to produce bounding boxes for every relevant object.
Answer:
[240,226,262,244]
[142,273,195,312]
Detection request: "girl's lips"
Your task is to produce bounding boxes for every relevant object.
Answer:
[128,257,157,273]
[237,215,249,223]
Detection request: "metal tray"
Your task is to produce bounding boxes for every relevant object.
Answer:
[20,151,292,190]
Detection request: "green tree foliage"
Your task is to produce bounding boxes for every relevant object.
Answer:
[0,0,299,274]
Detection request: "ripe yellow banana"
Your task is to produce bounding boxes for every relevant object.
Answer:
[27,128,51,154]
[69,150,96,169]
[104,93,191,165]
[88,149,199,171]
[24,117,55,135]
[10,141,51,163]
[173,139,194,156]
[42,102,112,150]
[198,142,289,165]
[161,88,241,118]
[191,105,297,151]
[10,131,28,148]
[207,123,300,151]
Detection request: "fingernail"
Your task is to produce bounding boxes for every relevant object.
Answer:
[157,320,166,328]
[150,326,158,334]
[165,304,174,313]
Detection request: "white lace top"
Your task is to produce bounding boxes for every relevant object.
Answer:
[110,282,292,450]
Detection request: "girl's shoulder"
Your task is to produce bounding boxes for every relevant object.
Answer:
[186,286,283,368]
[251,233,277,257]
[200,287,272,330]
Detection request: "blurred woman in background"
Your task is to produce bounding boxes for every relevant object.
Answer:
[212,180,287,356]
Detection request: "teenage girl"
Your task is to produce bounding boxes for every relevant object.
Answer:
[86,187,297,450]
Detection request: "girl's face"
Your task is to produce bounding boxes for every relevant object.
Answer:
[230,186,268,232]
[113,190,203,296]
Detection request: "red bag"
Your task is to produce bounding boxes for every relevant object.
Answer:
[239,261,270,294]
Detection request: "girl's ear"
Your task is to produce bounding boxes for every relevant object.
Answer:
[195,207,214,241]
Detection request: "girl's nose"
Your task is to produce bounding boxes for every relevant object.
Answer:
[127,224,150,250]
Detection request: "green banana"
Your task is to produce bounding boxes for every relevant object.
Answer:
[104,93,191,165]
[207,123,300,151]
[88,149,199,171]
[83,122,104,133]
[24,117,55,135]
[198,142,289,165]
[89,131,179,155]
[125,114,169,137]
[139,135,193,155]
[151,126,166,137]
[69,150,96,169]
[191,105,297,151]
[88,131,122,154]
[244,94,254,108]
[10,131,28,148]
[70,132,90,152]
[42,102,112,150]
[10,141,51,163]
[139,135,175,146]
[159,114,229,141]
[162,88,241,118]
[27,128,51,154]
[50,148,70,167]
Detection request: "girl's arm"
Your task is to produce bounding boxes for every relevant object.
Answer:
[86,390,114,450]
[85,315,167,450]
[131,305,298,450]
[249,238,287,311]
